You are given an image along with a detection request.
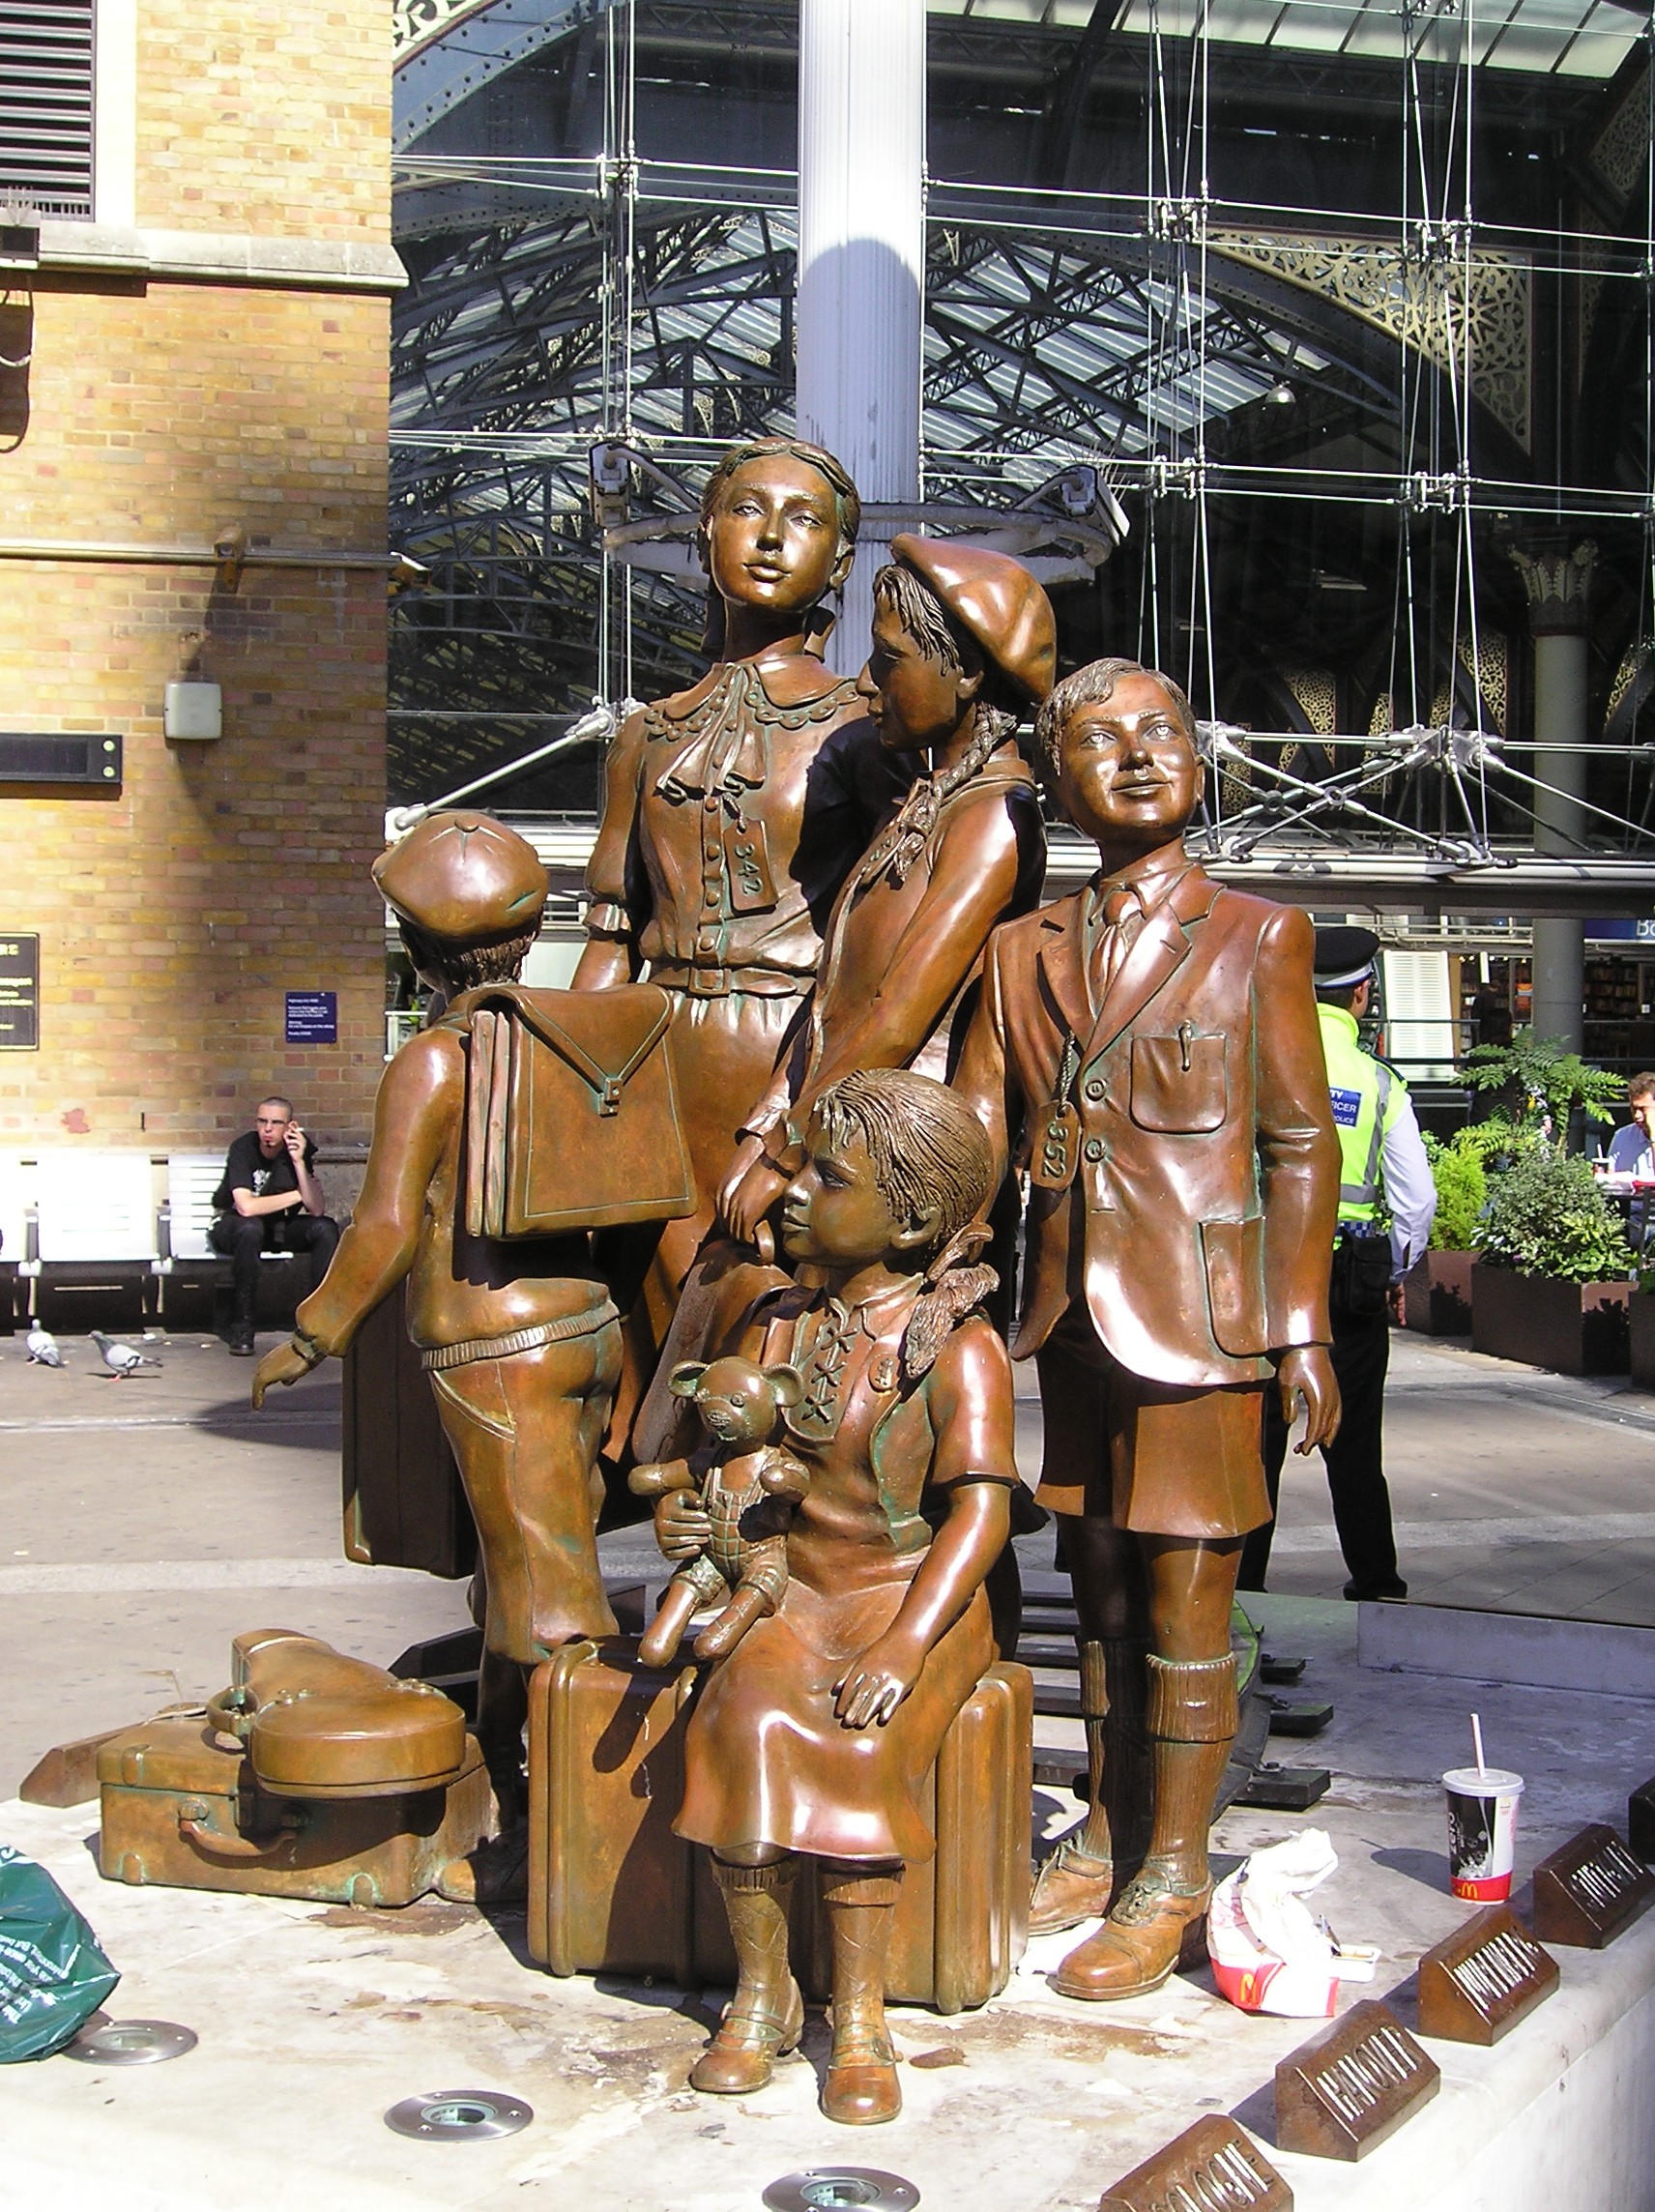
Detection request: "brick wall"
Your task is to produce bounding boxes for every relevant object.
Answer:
[0,0,392,1157]
[136,0,392,241]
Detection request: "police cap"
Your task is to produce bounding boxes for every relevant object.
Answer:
[1313,924,1379,991]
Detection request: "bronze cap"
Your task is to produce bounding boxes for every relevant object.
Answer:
[889,534,1058,705]
[373,810,548,944]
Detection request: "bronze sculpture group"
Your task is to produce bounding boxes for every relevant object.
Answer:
[248,434,1343,2123]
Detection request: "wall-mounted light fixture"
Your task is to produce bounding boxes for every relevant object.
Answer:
[213,524,248,594]
[163,680,222,741]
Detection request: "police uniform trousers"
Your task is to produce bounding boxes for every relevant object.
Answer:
[1241,1296,1400,1597]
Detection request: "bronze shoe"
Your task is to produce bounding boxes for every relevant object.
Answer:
[821,2023,901,2126]
[1050,1867,1210,2002]
[436,1822,528,1906]
[1029,1836,1115,1936]
[689,1977,805,2094]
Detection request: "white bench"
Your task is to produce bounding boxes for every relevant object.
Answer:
[35,1150,160,1264]
[0,1152,28,1270]
[159,1152,228,1264]
[10,1150,160,1329]
[2,1149,319,1331]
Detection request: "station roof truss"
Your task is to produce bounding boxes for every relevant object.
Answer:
[388,0,1655,902]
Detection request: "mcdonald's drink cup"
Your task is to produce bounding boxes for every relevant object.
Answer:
[1442,1767,1524,1902]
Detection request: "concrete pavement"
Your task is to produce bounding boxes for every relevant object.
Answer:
[3,1324,1654,1792]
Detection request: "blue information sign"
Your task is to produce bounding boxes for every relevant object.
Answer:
[285,990,337,1044]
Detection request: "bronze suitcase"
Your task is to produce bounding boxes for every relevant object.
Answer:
[526,1640,1031,2011]
[97,1714,493,1907]
[341,1282,477,1579]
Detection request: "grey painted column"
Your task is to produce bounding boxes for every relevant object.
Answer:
[796,0,925,675]
[1511,542,1596,1049]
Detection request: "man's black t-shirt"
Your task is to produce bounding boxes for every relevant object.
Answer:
[214,1129,318,1213]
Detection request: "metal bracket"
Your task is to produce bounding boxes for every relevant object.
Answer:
[1149,195,1207,245]
[1401,471,1469,514]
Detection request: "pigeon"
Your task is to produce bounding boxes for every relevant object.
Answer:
[25,1324,64,1368]
[91,1329,162,1378]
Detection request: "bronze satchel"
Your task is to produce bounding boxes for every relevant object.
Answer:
[463,982,695,1237]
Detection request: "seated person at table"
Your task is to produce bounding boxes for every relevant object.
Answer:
[210,1097,339,1355]
[1607,1073,1655,1179]
[652,1067,1015,2127]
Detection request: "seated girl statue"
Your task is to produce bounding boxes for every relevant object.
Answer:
[649,1066,1017,2126]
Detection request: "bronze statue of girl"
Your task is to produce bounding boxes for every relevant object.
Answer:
[649,1067,1017,2125]
[573,436,905,1455]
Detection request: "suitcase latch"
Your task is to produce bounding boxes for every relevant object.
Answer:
[596,1076,623,1117]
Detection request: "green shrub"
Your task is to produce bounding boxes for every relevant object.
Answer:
[1462,1029,1624,1150]
[1477,1150,1633,1283]
[1422,1131,1487,1251]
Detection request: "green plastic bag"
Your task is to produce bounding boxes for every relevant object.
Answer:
[0,1845,120,2061]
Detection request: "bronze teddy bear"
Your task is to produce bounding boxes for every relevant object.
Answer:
[628,1355,810,1666]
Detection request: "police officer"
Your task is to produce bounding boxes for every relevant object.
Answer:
[1239,927,1436,1601]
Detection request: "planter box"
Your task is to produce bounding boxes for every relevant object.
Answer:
[1469,1265,1630,1376]
[1630,1292,1655,1392]
[1404,1250,1476,1334]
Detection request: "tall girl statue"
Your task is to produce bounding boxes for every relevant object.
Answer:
[572,437,903,1448]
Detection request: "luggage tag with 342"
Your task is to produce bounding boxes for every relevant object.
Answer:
[1030,1035,1082,1191]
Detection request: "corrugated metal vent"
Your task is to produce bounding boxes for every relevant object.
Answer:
[0,2,95,218]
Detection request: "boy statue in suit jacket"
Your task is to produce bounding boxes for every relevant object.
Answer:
[955,658,1342,1999]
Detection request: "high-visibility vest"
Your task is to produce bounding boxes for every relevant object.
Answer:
[1319,1002,1406,1228]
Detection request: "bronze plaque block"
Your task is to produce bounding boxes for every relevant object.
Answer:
[1097,2115,1292,2212]
[1274,2000,1440,2161]
[1532,1823,1655,1948]
[1417,1906,1558,2045]
[1628,1776,1655,1865]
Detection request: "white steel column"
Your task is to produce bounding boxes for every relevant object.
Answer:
[1513,544,1596,1050]
[796,0,926,675]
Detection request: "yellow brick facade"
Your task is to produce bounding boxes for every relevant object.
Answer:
[136,0,392,241]
[0,0,393,1154]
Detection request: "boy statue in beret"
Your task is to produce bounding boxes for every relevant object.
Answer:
[251,811,624,1823]
[719,533,1054,1243]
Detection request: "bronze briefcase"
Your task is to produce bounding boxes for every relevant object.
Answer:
[96,1629,493,1906]
[464,983,695,1237]
[96,1717,492,1907]
[525,1640,1031,2011]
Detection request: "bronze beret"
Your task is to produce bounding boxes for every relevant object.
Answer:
[889,535,1058,705]
[373,810,547,944]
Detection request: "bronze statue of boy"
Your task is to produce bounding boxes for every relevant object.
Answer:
[252,813,624,1818]
[956,659,1342,2000]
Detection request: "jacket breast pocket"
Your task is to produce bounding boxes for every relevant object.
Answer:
[1201,1218,1268,1358]
[1129,1032,1227,1132]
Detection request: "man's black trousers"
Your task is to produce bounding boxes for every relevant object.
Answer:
[208,1212,340,1324]
[1238,1299,1401,1598]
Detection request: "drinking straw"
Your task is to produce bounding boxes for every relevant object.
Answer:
[1471,1713,1487,1777]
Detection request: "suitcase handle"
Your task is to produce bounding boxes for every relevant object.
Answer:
[177,1799,306,1860]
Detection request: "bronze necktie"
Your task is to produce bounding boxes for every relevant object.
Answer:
[1090,884,1143,1005]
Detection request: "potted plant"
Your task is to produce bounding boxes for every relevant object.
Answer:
[1470,1149,1634,1375]
[1631,1266,1655,1391]
[1405,1128,1487,1333]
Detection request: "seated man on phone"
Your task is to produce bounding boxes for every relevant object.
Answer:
[210,1096,339,1355]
